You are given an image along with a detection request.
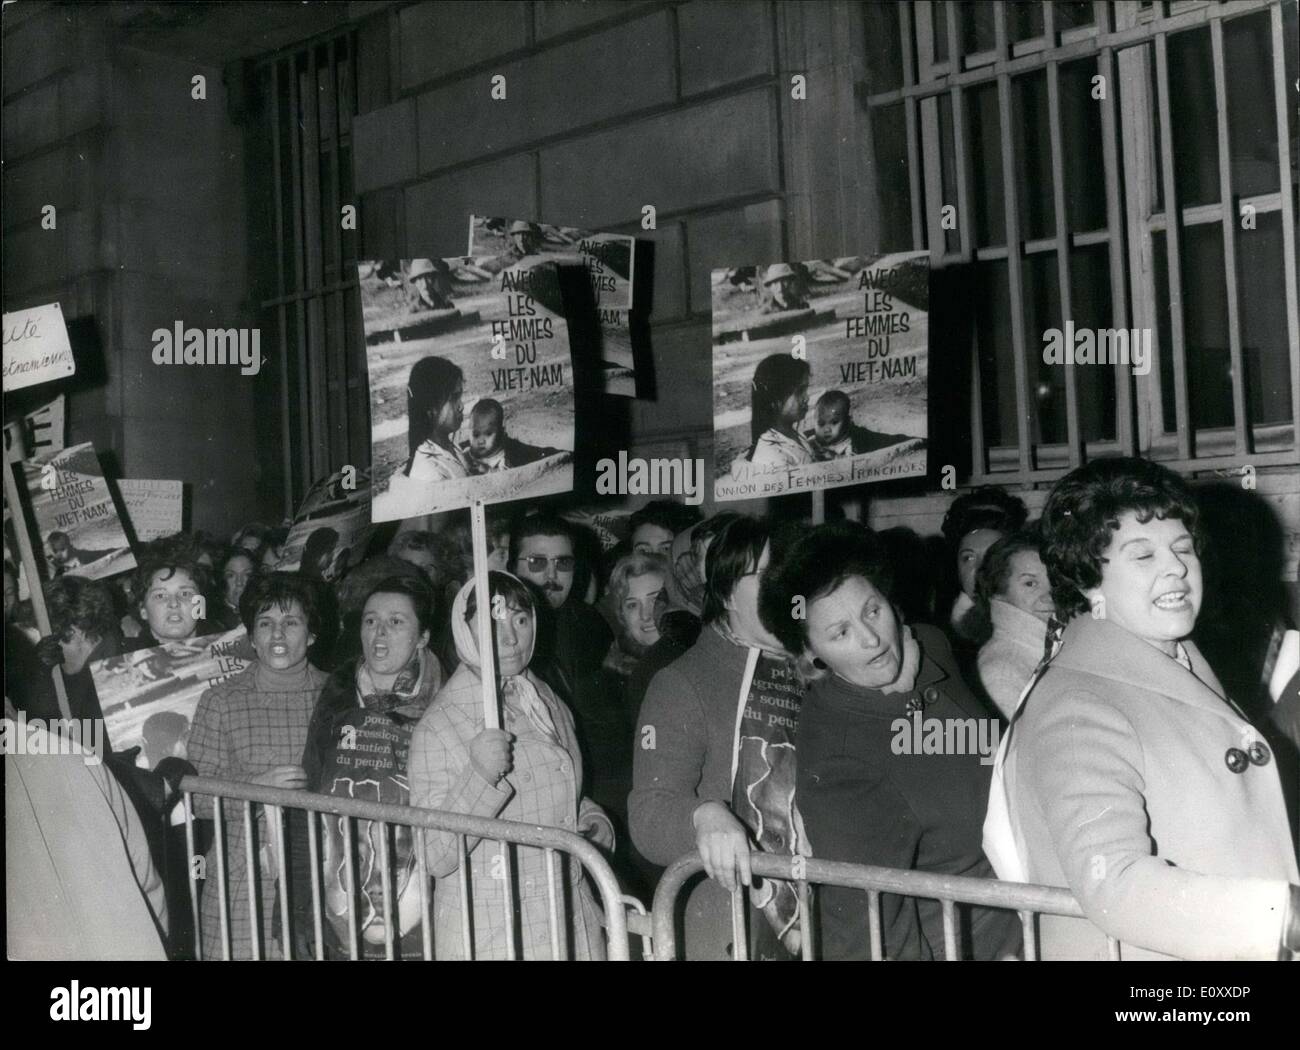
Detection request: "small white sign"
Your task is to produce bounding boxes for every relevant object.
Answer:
[118,479,184,542]
[2,303,76,392]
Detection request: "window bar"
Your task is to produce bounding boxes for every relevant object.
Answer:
[501,841,518,961]
[214,795,232,960]
[326,38,349,468]
[1042,0,1057,50]
[995,4,1034,476]
[921,95,946,264]
[303,45,328,481]
[796,877,814,960]
[269,61,294,520]
[950,79,975,261]
[867,890,884,960]
[378,821,395,960]
[945,1,961,77]
[941,898,959,960]
[970,326,988,477]
[1210,18,1250,456]
[1271,2,1300,450]
[1020,910,1037,961]
[307,811,325,960]
[1096,2,1137,456]
[287,55,313,501]
[183,793,203,961]
[915,2,937,83]
[458,835,474,960]
[544,847,563,962]
[273,805,292,960]
[1154,32,1192,459]
[415,827,433,960]
[242,801,262,959]
[730,887,748,962]
[1047,56,1082,467]
[900,3,926,251]
[342,815,360,960]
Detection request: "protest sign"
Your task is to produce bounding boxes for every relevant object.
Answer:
[712,253,929,502]
[117,479,184,542]
[3,394,66,460]
[93,628,254,769]
[22,442,136,580]
[361,257,575,522]
[2,302,75,392]
[468,215,634,311]
[274,466,374,580]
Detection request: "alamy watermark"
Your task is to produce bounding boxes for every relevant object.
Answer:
[595,450,705,506]
[151,322,262,375]
[890,712,1000,765]
[2,714,105,764]
[1042,321,1151,376]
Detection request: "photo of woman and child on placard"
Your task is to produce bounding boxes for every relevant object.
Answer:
[399,356,563,483]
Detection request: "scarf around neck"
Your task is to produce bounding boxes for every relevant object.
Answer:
[356,647,432,715]
[450,575,558,743]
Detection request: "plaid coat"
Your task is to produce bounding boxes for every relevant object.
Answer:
[407,663,611,960]
[187,662,327,960]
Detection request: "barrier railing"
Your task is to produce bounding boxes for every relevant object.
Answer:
[650,852,1118,961]
[180,775,631,961]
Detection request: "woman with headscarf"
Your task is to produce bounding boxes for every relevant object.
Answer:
[400,356,472,484]
[298,575,444,958]
[732,354,819,475]
[990,457,1300,960]
[406,571,614,959]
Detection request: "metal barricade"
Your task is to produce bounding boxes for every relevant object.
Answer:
[180,775,631,960]
[651,852,1120,961]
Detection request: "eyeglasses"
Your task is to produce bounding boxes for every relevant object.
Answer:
[517,555,576,573]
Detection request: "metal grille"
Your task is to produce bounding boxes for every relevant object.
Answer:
[866,0,1299,483]
[254,30,365,516]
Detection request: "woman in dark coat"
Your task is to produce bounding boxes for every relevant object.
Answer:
[762,521,1021,960]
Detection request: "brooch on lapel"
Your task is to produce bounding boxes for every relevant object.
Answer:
[905,686,941,716]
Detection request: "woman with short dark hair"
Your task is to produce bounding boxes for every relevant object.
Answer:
[992,457,1300,959]
[940,486,1028,646]
[187,572,329,959]
[298,575,444,958]
[764,521,1021,960]
[630,515,808,960]
[975,528,1053,719]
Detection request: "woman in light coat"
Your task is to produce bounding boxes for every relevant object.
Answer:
[975,529,1054,719]
[993,458,1299,960]
[407,571,614,960]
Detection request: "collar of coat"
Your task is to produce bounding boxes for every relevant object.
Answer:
[1051,614,1244,724]
[989,597,1049,654]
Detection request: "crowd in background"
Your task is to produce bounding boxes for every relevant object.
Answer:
[6,459,1300,961]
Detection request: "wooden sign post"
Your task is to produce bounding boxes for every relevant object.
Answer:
[3,430,72,720]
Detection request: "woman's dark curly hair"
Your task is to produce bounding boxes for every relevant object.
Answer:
[1041,457,1203,619]
[46,576,121,644]
[975,526,1044,607]
[940,485,1029,550]
[239,571,328,638]
[758,520,892,657]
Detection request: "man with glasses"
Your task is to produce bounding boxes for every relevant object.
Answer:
[511,513,612,702]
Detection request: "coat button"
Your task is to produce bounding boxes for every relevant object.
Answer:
[923,686,939,704]
[1224,748,1249,774]
[521,771,532,782]
[559,762,570,774]
[1247,742,1271,767]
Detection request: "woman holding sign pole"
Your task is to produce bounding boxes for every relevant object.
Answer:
[407,571,614,959]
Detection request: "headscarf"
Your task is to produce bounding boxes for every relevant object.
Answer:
[449,574,558,743]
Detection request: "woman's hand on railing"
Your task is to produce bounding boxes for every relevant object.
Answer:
[250,765,308,790]
[691,801,753,893]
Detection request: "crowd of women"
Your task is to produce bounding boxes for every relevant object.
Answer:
[5,457,1299,961]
